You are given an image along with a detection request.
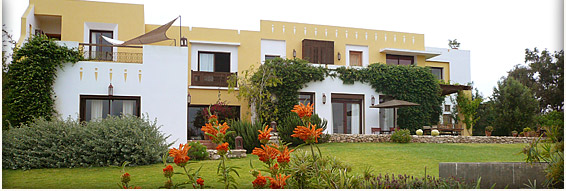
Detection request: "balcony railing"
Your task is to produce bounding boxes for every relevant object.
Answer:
[79,43,143,63]
[191,71,235,87]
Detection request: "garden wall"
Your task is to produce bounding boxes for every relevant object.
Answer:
[439,162,548,189]
[328,134,535,144]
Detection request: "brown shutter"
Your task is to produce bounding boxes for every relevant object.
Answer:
[302,39,334,64]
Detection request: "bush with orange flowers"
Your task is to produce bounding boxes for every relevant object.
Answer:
[201,108,239,189]
[160,143,204,189]
[250,121,295,189]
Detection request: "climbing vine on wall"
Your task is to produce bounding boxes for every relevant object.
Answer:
[334,64,444,132]
[233,59,443,132]
[3,35,83,129]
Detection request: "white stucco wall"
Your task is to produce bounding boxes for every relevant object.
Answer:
[426,47,471,85]
[190,42,239,73]
[53,42,188,145]
[299,75,380,135]
[345,44,369,67]
[260,39,286,63]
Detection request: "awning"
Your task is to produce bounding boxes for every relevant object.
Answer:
[370,99,420,108]
[380,48,441,59]
[102,17,178,45]
[439,84,472,96]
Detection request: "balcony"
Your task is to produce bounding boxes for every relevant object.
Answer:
[79,43,143,63]
[191,71,235,87]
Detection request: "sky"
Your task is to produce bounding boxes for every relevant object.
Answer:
[2,0,564,98]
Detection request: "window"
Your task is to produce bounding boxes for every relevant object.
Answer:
[386,54,414,65]
[349,51,362,66]
[442,114,452,125]
[265,55,280,61]
[302,39,334,64]
[198,51,230,72]
[188,105,240,140]
[89,30,113,61]
[80,95,140,122]
[444,104,451,112]
[298,92,315,105]
[431,67,443,80]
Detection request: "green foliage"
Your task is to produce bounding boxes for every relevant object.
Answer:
[287,151,352,189]
[456,90,483,133]
[390,129,412,143]
[509,48,564,112]
[3,35,83,129]
[187,141,208,160]
[522,120,564,188]
[492,77,539,135]
[485,126,494,132]
[2,115,170,170]
[448,39,461,49]
[277,113,328,146]
[225,120,265,153]
[335,64,444,132]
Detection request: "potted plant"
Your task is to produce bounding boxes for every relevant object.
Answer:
[485,126,494,137]
[519,132,525,137]
[511,130,518,137]
[523,127,533,137]
[431,130,440,136]
[416,129,423,136]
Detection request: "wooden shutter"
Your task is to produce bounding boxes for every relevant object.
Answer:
[302,39,334,64]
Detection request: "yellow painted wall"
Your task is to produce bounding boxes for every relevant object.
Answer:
[424,61,451,82]
[259,20,425,66]
[21,0,144,44]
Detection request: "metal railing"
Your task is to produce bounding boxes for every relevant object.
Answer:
[79,43,143,63]
[191,71,235,87]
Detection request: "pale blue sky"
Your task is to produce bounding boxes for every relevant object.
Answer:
[2,0,564,97]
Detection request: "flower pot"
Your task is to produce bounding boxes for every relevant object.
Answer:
[485,131,492,137]
[512,132,518,137]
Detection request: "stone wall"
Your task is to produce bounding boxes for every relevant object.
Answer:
[439,162,548,189]
[328,134,536,144]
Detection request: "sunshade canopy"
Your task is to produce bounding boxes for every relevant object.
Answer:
[369,99,420,108]
[439,84,472,96]
[102,17,178,46]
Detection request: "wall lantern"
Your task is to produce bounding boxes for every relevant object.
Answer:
[371,95,376,106]
[187,92,192,105]
[337,52,341,61]
[108,83,114,97]
[180,37,188,47]
[271,121,277,132]
[293,49,297,58]
[322,93,327,104]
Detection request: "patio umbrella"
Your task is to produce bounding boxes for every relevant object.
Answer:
[369,99,420,130]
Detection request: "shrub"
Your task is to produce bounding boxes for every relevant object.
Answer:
[187,141,208,160]
[390,129,412,143]
[485,126,494,132]
[431,130,440,136]
[2,115,170,170]
[225,120,265,153]
[278,113,327,146]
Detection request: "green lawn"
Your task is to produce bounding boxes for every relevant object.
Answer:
[2,142,527,189]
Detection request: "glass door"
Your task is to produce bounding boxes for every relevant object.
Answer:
[331,94,363,134]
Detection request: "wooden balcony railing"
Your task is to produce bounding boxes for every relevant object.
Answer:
[191,71,235,87]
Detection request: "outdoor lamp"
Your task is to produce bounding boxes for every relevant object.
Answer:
[293,49,296,58]
[187,93,191,105]
[337,52,341,60]
[108,83,113,97]
[371,95,375,106]
[271,121,277,132]
[322,93,327,104]
[180,37,188,47]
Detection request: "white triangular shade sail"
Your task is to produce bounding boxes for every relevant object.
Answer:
[102,17,178,45]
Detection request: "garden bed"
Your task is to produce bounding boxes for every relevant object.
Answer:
[329,134,536,144]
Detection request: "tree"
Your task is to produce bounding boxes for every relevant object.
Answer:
[491,77,539,135]
[448,39,460,49]
[228,59,281,124]
[508,48,564,112]
[455,90,482,135]
[3,35,82,129]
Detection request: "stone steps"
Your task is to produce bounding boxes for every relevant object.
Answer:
[269,132,279,145]
[188,139,217,150]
